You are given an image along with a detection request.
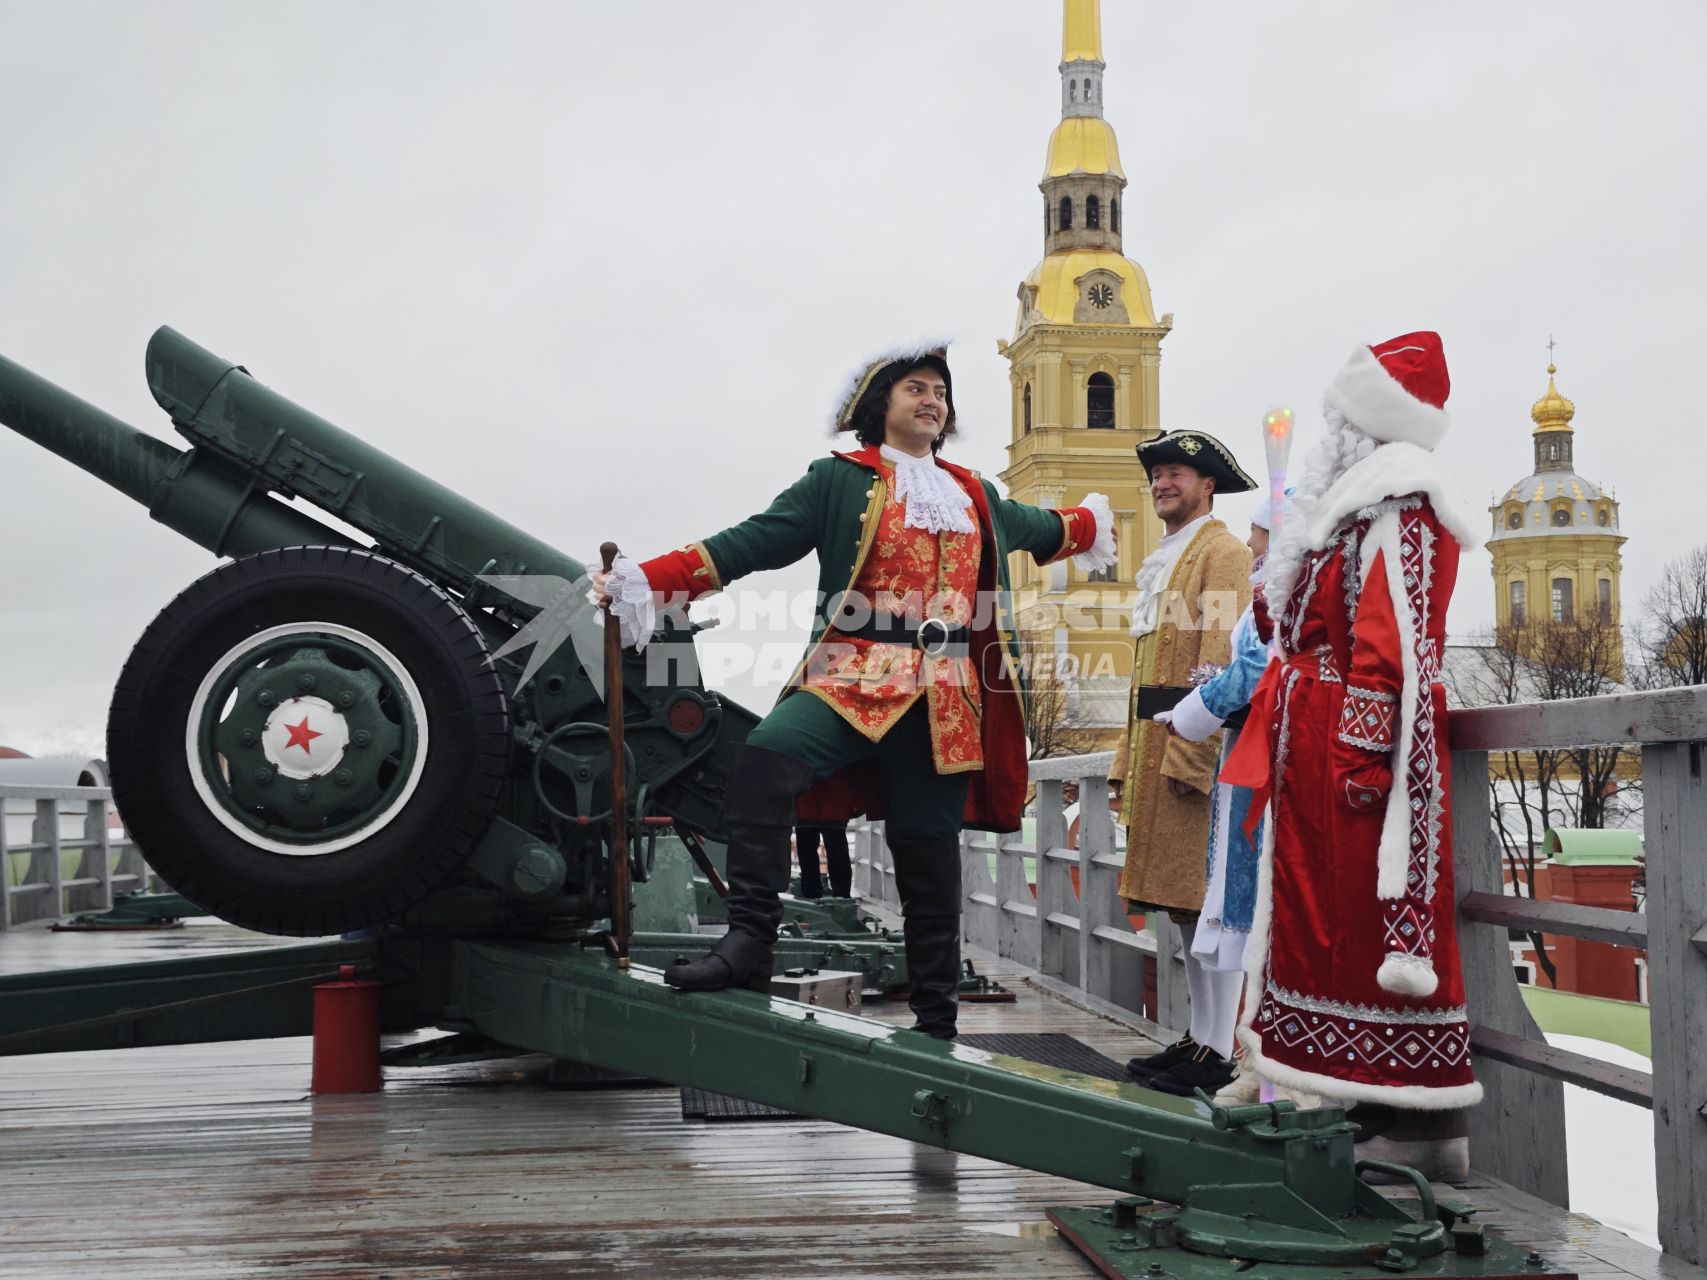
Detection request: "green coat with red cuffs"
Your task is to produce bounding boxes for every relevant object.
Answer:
[639,444,1101,833]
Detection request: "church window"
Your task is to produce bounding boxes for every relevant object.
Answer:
[1508,509,1523,530]
[1083,78,1092,100]
[1598,579,1612,622]
[1045,197,1051,235]
[1597,507,1610,526]
[1551,506,1571,527]
[1059,196,1073,230]
[1110,197,1119,234]
[1087,372,1116,429]
[1086,194,1101,229]
[1023,383,1032,433]
[1551,577,1574,622]
[1509,581,1526,628]
[1069,81,1077,103]
[1087,563,1117,582]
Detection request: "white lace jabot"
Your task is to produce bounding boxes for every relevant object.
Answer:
[880,443,977,535]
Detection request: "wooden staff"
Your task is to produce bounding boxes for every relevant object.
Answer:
[600,542,631,969]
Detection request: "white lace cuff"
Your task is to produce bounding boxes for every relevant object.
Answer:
[605,554,657,652]
[1070,491,1117,573]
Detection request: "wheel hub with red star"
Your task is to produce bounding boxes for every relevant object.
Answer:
[185,622,429,855]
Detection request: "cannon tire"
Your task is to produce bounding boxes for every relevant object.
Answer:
[108,546,510,936]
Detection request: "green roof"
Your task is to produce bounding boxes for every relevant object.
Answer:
[1543,826,1642,866]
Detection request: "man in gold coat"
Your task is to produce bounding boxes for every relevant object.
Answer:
[1108,430,1254,1086]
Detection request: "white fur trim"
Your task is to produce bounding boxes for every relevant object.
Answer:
[1238,804,1278,1040]
[1325,344,1450,450]
[1237,1026,1483,1111]
[1070,491,1117,573]
[1167,687,1224,742]
[1377,952,1440,998]
[1367,512,1417,901]
[829,337,955,432]
[1301,443,1480,553]
[604,554,656,652]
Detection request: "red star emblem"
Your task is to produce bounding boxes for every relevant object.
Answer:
[282,716,323,754]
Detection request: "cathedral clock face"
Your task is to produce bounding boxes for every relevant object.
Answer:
[1089,283,1114,309]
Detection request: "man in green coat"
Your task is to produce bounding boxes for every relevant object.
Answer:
[600,343,1115,1038]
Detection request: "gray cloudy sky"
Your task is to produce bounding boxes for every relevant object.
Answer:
[2,1,1703,757]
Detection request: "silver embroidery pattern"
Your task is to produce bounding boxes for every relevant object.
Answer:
[1272,665,1301,803]
[1345,683,1395,703]
[1266,981,1468,1026]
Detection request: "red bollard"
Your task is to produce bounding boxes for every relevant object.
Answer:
[311,964,382,1094]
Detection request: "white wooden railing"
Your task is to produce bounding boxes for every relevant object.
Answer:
[1,784,147,929]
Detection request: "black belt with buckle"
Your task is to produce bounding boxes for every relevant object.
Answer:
[1135,683,1247,731]
[831,614,971,657]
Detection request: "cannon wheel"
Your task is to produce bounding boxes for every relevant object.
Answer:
[107,546,510,936]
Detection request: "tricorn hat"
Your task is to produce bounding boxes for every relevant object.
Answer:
[832,340,956,437]
[1136,429,1257,494]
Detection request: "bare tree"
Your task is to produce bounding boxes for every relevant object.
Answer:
[1449,615,1632,988]
[1633,545,1707,689]
[1021,641,1103,760]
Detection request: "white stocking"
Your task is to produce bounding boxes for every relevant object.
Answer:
[1179,919,1242,1060]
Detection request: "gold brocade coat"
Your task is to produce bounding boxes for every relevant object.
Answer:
[1110,519,1252,913]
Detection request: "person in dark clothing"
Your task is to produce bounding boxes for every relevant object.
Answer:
[795,822,851,898]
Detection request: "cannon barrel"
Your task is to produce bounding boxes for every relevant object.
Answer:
[146,326,587,588]
[0,349,350,556]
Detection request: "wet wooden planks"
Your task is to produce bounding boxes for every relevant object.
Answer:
[2,921,1699,1280]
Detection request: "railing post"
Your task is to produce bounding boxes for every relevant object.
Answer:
[67,796,112,916]
[1035,777,1075,985]
[17,796,65,926]
[1452,748,1569,1206]
[1076,770,1126,1008]
[959,831,998,954]
[1644,739,1707,1265]
[0,790,12,930]
[1153,913,1190,1033]
[996,829,1039,971]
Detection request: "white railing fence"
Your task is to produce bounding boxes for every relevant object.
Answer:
[1,784,146,930]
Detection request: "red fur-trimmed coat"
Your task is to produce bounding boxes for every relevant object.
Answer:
[1226,443,1485,1109]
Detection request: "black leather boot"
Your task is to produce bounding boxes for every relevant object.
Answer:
[901,913,962,1039]
[664,743,816,994]
[888,834,963,1040]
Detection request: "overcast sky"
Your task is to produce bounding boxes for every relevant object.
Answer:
[2,1,1703,758]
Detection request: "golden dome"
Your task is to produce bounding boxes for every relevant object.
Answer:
[1043,117,1125,180]
[1018,251,1157,330]
[1530,363,1576,432]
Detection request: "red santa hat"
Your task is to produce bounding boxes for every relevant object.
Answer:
[1324,331,1451,450]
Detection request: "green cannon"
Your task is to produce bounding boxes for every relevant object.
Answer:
[2,327,746,938]
[0,332,1566,1280]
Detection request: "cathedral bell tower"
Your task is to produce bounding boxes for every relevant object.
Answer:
[999,0,1172,739]
[1487,351,1626,675]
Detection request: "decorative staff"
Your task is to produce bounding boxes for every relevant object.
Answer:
[600,541,632,969]
[1261,406,1295,544]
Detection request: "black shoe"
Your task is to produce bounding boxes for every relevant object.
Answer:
[1147,1044,1238,1097]
[664,931,773,994]
[1125,1035,1196,1081]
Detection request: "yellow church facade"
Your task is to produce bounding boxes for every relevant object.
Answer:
[1486,358,1626,677]
[998,0,1168,746]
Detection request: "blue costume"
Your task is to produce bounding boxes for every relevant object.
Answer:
[1172,601,1270,972]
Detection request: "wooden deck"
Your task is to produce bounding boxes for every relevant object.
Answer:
[1,919,1699,1280]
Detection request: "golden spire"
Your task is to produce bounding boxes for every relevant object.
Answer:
[1063,0,1102,63]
